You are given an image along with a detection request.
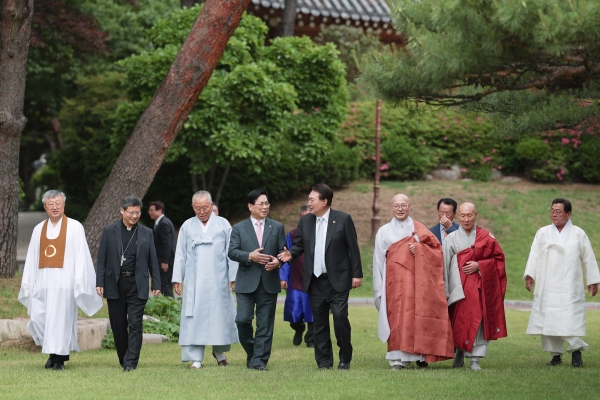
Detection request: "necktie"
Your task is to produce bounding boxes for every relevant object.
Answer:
[314,217,324,277]
[255,221,263,246]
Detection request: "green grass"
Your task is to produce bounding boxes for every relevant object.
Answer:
[2,307,600,399]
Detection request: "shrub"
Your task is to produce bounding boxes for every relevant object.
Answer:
[515,138,550,161]
[382,137,435,180]
[576,136,600,182]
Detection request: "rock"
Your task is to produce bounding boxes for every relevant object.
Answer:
[423,174,433,181]
[0,318,110,351]
[143,315,160,323]
[491,170,503,181]
[432,169,461,180]
[142,334,170,344]
[501,176,521,183]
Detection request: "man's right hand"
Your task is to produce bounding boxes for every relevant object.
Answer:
[249,247,271,264]
[440,215,452,230]
[96,287,104,297]
[525,276,535,292]
[278,247,292,263]
[281,280,288,290]
[174,282,182,296]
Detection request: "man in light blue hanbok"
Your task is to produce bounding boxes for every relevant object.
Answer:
[173,191,239,369]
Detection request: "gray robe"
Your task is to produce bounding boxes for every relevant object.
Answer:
[173,213,239,345]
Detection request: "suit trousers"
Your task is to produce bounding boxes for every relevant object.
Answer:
[309,274,352,367]
[160,265,174,298]
[235,277,277,368]
[107,275,147,368]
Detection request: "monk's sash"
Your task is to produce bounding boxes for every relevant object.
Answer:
[385,221,454,362]
[449,227,507,352]
[39,215,68,269]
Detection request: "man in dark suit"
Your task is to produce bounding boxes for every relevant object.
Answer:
[148,201,176,297]
[96,195,161,372]
[279,183,363,370]
[429,198,460,244]
[228,189,285,371]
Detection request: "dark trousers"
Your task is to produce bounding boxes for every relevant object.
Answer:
[290,322,314,344]
[107,275,147,368]
[235,278,277,368]
[160,265,174,298]
[309,274,352,367]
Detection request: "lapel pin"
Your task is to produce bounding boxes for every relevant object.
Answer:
[333,221,336,224]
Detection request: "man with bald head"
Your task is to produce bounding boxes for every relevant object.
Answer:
[443,202,507,370]
[373,194,454,370]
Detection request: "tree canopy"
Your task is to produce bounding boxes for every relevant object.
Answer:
[361,0,600,136]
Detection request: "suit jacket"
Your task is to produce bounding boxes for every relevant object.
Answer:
[228,217,285,295]
[289,209,362,293]
[153,215,176,266]
[429,221,460,244]
[96,221,161,300]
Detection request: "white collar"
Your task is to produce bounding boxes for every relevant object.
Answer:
[155,214,165,225]
[250,216,265,226]
[317,208,331,222]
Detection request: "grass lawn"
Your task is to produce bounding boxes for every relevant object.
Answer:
[1,307,600,399]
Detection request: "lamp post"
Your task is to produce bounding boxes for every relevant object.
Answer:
[371,99,382,244]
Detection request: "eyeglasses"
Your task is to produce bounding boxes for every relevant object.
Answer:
[193,206,212,213]
[438,211,454,217]
[124,210,141,216]
[549,209,565,215]
[391,203,409,210]
[254,202,270,208]
[45,202,64,209]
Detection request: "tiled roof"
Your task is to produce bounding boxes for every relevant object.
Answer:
[251,0,393,23]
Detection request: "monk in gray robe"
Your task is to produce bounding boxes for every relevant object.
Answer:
[173,191,238,369]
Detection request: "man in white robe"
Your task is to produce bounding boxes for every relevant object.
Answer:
[173,191,238,369]
[18,190,102,370]
[524,198,600,367]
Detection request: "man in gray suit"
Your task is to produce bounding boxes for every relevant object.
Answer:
[228,189,285,371]
[96,195,161,372]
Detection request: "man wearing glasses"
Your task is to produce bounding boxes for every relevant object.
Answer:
[524,198,600,368]
[228,189,285,371]
[96,195,161,372]
[429,198,460,244]
[373,194,454,370]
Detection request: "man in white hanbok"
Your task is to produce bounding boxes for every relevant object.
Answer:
[18,190,102,370]
[173,191,238,369]
[524,198,600,367]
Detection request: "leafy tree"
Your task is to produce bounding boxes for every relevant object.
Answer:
[361,0,600,136]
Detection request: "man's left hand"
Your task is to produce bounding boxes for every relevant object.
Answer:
[409,243,415,256]
[265,256,280,271]
[151,289,160,296]
[462,261,479,275]
[352,278,362,289]
[588,283,598,297]
[161,263,169,272]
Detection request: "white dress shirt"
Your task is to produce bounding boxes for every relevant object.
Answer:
[315,208,330,274]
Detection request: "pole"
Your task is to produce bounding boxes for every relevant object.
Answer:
[371,99,382,244]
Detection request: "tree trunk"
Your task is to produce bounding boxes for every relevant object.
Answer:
[280,0,297,37]
[0,0,34,278]
[191,173,199,193]
[214,164,230,205]
[83,0,252,261]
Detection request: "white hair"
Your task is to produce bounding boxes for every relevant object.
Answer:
[192,190,212,203]
[42,190,66,204]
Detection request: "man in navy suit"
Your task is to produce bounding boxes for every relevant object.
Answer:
[429,198,459,244]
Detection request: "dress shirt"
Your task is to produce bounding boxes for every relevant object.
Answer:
[315,208,331,274]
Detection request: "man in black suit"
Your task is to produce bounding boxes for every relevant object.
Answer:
[429,198,460,244]
[279,183,363,370]
[228,189,285,371]
[96,195,161,372]
[148,201,176,297]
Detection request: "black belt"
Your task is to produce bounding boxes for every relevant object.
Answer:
[121,271,135,277]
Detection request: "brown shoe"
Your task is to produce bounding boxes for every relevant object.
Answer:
[212,351,229,366]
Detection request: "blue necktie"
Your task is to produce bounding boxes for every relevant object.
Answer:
[314,217,324,277]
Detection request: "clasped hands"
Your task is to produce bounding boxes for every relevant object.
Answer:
[249,247,280,271]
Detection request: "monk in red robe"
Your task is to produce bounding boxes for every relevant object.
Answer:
[373,194,454,370]
[442,202,507,371]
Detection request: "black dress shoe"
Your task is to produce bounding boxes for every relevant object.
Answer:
[338,362,350,370]
[123,366,135,372]
[293,330,303,346]
[572,350,583,367]
[416,361,429,369]
[547,355,562,366]
[252,365,268,371]
[45,358,53,369]
[53,363,65,371]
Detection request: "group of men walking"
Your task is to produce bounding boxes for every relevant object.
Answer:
[18,185,600,372]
